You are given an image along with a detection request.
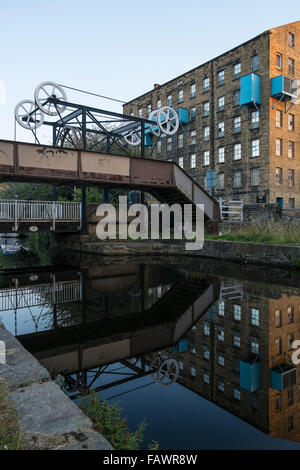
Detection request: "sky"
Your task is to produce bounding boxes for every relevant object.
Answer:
[0,0,300,143]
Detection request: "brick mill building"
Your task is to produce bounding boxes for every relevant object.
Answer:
[124,21,300,209]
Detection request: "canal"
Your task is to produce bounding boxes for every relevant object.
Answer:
[1,238,300,450]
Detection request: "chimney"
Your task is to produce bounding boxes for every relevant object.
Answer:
[153,83,160,89]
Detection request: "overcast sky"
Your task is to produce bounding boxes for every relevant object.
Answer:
[0,0,299,142]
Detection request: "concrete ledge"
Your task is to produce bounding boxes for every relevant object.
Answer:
[0,327,113,450]
[52,238,300,268]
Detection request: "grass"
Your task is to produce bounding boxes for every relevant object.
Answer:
[80,394,159,450]
[0,381,24,450]
[206,220,300,245]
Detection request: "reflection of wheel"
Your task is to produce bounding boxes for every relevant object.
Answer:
[35,81,67,116]
[56,125,82,148]
[157,106,179,136]
[150,355,162,381]
[148,110,160,137]
[157,359,179,386]
[124,130,141,146]
[14,100,44,129]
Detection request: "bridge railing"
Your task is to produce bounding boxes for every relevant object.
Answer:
[0,199,81,230]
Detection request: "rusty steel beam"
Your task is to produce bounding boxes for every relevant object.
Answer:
[0,139,220,222]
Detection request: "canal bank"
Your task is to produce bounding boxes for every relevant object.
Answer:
[0,326,113,450]
[52,236,300,269]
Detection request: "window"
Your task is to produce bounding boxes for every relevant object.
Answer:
[204,321,210,336]
[288,198,295,209]
[218,172,225,189]
[288,58,295,75]
[218,147,225,163]
[178,359,184,371]
[233,385,241,401]
[276,53,282,69]
[275,337,282,355]
[288,416,294,432]
[218,326,224,342]
[251,308,260,326]
[234,143,241,160]
[203,101,210,117]
[178,156,184,168]
[233,304,241,321]
[190,107,196,121]
[190,130,196,145]
[190,344,196,354]
[288,169,295,187]
[157,99,161,109]
[204,126,210,142]
[157,140,162,154]
[234,171,241,188]
[190,362,196,377]
[288,114,295,131]
[275,309,282,328]
[276,110,283,128]
[203,371,210,384]
[276,167,283,185]
[251,55,259,72]
[233,331,241,348]
[288,389,294,407]
[167,137,172,151]
[275,395,281,411]
[203,345,210,360]
[251,111,259,129]
[218,70,225,86]
[276,138,283,156]
[203,150,210,166]
[138,108,143,118]
[167,94,172,107]
[178,89,183,103]
[130,110,134,116]
[217,376,225,392]
[218,300,225,316]
[233,116,241,133]
[218,121,224,138]
[233,89,240,106]
[178,134,183,148]
[147,103,151,117]
[288,306,295,324]
[218,96,225,111]
[250,167,259,186]
[234,62,241,79]
[190,82,196,98]
[218,352,225,367]
[288,32,295,48]
[251,337,259,355]
[190,153,196,168]
[232,357,240,374]
[288,141,295,159]
[288,334,294,351]
[251,139,259,157]
[203,77,210,92]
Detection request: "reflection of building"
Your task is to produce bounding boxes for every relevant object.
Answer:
[162,282,300,443]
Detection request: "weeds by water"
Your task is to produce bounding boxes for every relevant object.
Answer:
[80,393,159,450]
[207,220,300,245]
[0,381,23,450]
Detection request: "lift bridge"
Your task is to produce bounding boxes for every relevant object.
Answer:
[0,81,220,234]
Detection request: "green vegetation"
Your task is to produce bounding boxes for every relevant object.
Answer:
[80,394,159,450]
[0,381,24,450]
[206,221,300,245]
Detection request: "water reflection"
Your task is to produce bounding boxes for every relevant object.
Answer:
[2,256,300,449]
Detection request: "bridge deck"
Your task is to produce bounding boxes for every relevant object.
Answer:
[0,139,220,222]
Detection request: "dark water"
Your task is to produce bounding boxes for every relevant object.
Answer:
[1,243,300,450]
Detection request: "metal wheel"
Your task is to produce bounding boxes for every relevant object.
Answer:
[14,100,44,129]
[157,106,179,136]
[124,130,141,146]
[56,125,82,148]
[157,359,179,386]
[150,354,162,380]
[34,81,67,116]
[148,109,161,137]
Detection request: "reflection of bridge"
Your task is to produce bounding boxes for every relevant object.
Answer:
[0,139,219,233]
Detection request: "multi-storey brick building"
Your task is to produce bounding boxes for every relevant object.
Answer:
[124,21,300,208]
